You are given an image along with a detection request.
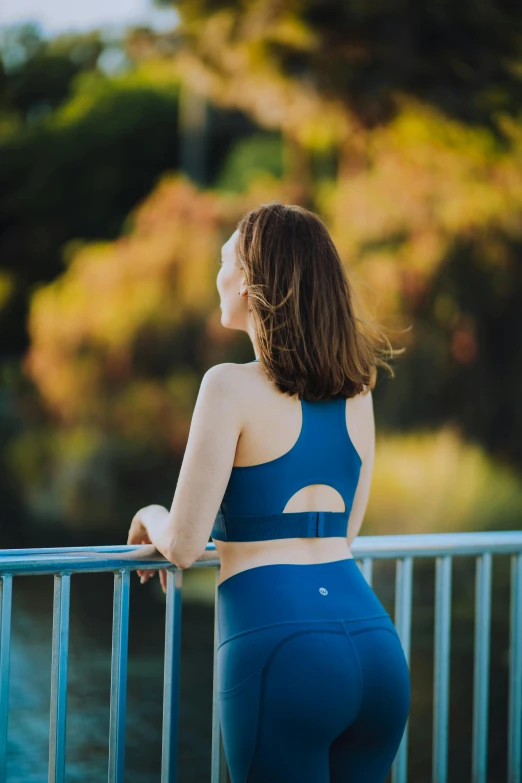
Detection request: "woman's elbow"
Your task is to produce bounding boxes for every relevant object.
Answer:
[166,546,195,571]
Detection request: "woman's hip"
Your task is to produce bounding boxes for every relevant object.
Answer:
[216,556,392,644]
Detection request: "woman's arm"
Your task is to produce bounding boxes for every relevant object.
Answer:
[129,363,243,571]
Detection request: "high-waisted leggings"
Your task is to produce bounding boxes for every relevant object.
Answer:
[216,557,411,783]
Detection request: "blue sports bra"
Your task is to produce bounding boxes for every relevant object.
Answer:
[211,360,362,542]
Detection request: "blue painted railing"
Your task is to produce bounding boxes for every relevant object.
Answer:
[0,531,521,783]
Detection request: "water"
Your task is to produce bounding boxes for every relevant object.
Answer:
[3,557,513,782]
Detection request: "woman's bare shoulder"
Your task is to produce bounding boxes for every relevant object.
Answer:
[203,361,259,392]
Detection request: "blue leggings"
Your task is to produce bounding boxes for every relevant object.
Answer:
[216,558,410,783]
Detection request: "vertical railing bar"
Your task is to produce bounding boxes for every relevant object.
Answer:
[211,568,228,783]
[508,552,522,783]
[359,557,373,587]
[433,556,452,783]
[48,572,71,783]
[392,556,413,783]
[0,574,13,783]
[161,567,183,783]
[472,552,492,783]
[108,569,131,783]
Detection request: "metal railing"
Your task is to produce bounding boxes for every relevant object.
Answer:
[0,531,521,783]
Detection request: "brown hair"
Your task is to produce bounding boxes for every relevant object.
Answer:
[235,201,406,401]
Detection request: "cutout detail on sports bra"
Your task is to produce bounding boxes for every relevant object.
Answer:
[282,485,346,514]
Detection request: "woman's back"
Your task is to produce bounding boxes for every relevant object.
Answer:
[212,359,375,585]
[213,367,409,783]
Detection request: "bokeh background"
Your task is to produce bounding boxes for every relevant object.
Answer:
[1,1,521,781]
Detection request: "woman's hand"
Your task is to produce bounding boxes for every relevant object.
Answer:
[127,506,168,593]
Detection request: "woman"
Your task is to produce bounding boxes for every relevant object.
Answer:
[127,202,410,782]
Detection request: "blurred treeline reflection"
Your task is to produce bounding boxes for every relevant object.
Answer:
[1,3,522,546]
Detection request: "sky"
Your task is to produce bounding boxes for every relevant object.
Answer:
[0,0,178,36]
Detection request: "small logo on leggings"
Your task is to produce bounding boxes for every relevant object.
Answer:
[319,587,328,595]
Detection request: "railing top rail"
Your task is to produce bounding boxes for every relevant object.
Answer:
[0,531,521,576]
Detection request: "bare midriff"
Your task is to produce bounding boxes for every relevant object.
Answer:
[212,536,355,586]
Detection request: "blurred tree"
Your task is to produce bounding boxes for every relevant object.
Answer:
[163,0,522,135]
[0,24,102,128]
[128,0,522,202]
[0,25,261,361]
[22,172,276,426]
[214,131,284,192]
[0,69,181,356]
[0,361,32,545]
[320,104,522,463]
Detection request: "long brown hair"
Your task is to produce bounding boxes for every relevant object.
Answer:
[235,201,406,401]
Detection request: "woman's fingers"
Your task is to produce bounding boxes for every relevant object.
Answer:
[137,569,155,582]
[137,539,155,582]
[136,566,169,591]
[159,570,167,593]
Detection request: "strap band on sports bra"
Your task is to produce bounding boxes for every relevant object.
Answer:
[211,509,349,542]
